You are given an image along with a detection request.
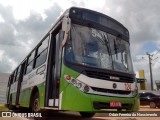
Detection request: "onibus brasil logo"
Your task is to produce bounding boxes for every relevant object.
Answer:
[1,112,42,117]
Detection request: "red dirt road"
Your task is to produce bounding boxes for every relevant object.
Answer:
[0,106,159,120]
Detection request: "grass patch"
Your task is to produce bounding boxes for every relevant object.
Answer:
[0,104,9,111]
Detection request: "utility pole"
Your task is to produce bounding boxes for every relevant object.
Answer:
[146,52,154,90]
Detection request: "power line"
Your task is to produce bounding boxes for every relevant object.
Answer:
[142,57,148,61]
[146,52,154,90]
[153,49,160,57]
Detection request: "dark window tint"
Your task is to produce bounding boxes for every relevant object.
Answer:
[24,36,49,74]
[16,65,21,81]
[13,70,18,82]
[8,76,12,86]
[37,37,49,55]
[26,61,34,74]
[144,93,149,97]
[139,93,145,97]
[35,49,48,68]
[10,74,14,84]
[28,51,35,63]
[83,12,100,23]
[35,36,49,68]
[25,50,35,74]
[17,66,21,73]
[149,93,156,97]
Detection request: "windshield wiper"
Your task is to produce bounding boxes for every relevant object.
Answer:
[102,33,114,69]
[102,33,111,56]
[114,39,118,59]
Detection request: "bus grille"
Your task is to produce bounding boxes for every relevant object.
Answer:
[91,87,131,95]
[85,70,134,83]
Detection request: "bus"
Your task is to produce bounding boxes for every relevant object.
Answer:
[6,7,139,118]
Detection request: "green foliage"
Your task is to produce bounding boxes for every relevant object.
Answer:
[0,104,9,111]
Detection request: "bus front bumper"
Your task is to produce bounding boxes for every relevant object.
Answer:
[90,94,140,112]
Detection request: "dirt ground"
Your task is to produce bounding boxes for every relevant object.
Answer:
[95,106,160,120]
[0,106,159,120]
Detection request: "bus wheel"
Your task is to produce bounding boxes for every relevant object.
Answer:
[31,92,40,112]
[79,112,95,118]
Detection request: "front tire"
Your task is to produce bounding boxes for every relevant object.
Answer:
[31,92,40,112]
[79,112,95,118]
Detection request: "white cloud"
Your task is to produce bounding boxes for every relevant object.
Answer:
[0,2,62,73]
[0,0,160,89]
[0,15,4,23]
[0,0,53,20]
[0,50,4,61]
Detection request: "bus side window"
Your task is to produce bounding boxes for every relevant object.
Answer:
[37,37,49,54]
[26,51,35,74]
[13,69,18,83]
[8,76,11,87]
[35,36,49,68]
[26,61,34,74]
[16,65,21,81]
[10,74,14,85]
[20,60,27,77]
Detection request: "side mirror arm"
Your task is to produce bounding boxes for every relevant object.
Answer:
[62,17,71,47]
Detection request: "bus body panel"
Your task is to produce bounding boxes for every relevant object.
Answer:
[37,82,45,108]
[10,81,18,105]
[19,87,32,107]
[60,64,139,112]
[19,82,45,108]
[19,63,47,107]
[61,85,139,112]
[61,84,93,111]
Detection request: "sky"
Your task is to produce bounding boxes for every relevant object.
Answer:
[0,0,160,89]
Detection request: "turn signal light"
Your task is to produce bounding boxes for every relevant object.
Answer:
[66,75,71,80]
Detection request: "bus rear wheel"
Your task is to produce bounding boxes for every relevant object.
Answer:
[31,92,40,112]
[79,112,95,118]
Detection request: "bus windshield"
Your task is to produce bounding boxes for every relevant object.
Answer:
[65,24,134,73]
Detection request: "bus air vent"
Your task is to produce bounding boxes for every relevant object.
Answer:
[91,87,131,95]
[84,70,134,83]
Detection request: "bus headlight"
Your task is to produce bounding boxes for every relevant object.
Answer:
[76,80,90,93]
[77,83,82,88]
[64,74,91,93]
[83,85,90,93]
[71,79,77,85]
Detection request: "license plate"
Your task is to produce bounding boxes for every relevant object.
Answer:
[110,101,121,107]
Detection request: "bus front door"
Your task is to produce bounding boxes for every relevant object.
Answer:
[45,30,63,108]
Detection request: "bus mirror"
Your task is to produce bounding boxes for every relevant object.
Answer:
[59,31,65,44]
[62,17,71,47]
[62,18,68,31]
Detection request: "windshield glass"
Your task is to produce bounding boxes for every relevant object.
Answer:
[65,24,134,73]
